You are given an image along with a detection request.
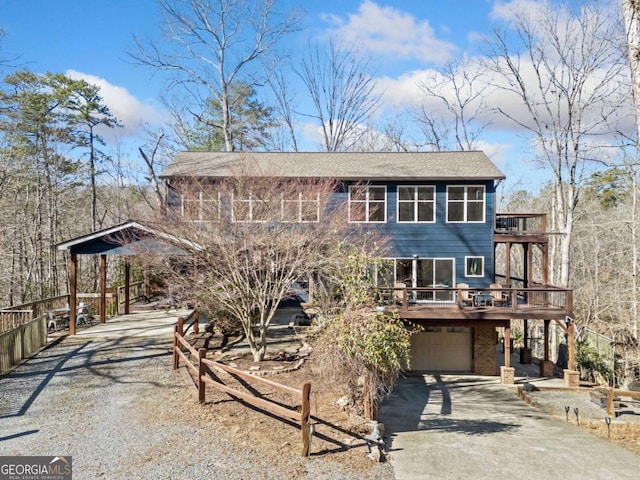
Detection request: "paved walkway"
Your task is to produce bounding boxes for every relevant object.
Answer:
[379,374,640,480]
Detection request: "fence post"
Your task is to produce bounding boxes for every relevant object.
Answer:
[178,316,184,337]
[193,310,199,335]
[173,325,179,370]
[198,348,206,403]
[606,387,615,417]
[300,383,311,457]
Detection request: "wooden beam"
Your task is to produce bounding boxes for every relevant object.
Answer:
[544,319,550,361]
[504,321,511,369]
[100,255,107,324]
[124,257,130,315]
[505,242,512,287]
[69,253,77,336]
[567,318,576,371]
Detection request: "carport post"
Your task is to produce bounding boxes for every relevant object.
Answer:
[69,253,77,336]
[100,254,107,324]
[124,257,130,315]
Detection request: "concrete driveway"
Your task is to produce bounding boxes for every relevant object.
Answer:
[379,375,639,480]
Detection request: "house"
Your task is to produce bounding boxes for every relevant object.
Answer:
[160,151,575,383]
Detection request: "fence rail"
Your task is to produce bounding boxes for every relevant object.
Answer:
[172,318,311,456]
[0,314,47,374]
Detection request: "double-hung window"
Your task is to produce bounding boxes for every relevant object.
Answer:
[232,194,270,222]
[181,191,220,223]
[447,185,485,222]
[349,186,386,223]
[281,193,320,222]
[398,186,435,223]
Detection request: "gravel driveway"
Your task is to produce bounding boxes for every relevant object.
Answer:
[0,335,392,480]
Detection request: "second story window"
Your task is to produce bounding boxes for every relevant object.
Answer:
[398,186,435,223]
[181,191,220,223]
[281,193,320,222]
[232,194,270,222]
[349,186,386,223]
[447,185,485,223]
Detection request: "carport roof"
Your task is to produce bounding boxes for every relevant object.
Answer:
[56,220,201,255]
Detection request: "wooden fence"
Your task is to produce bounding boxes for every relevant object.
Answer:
[605,388,640,417]
[172,317,312,457]
[0,313,47,374]
[117,281,146,314]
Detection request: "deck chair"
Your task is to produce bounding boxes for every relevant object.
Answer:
[47,310,58,332]
[457,283,473,307]
[490,283,509,306]
[393,282,407,305]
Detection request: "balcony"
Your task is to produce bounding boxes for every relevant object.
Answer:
[381,285,572,322]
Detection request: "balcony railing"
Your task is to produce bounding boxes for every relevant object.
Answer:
[379,285,572,317]
[495,213,546,234]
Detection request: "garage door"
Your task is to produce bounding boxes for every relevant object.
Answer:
[409,327,472,372]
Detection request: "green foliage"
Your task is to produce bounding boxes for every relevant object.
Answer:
[187,82,277,151]
[575,337,612,383]
[583,167,630,209]
[313,242,413,418]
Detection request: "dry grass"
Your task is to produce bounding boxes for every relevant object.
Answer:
[181,332,390,476]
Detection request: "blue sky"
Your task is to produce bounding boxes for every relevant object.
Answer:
[0,1,628,192]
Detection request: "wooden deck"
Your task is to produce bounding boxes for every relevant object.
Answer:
[385,286,572,323]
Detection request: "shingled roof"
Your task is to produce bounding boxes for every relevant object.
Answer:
[160,151,505,182]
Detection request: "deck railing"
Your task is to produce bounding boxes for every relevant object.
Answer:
[381,285,572,313]
[495,213,546,234]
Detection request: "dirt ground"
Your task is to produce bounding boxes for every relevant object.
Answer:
[522,389,640,456]
[183,331,393,477]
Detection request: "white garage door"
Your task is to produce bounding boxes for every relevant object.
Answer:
[409,327,472,372]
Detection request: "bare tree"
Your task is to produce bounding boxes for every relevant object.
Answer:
[131,0,301,152]
[296,39,381,152]
[623,0,640,143]
[483,0,627,288]
[414,56,492,151]
[147,164,360,361]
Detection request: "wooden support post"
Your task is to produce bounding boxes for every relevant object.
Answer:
[606,387,615,417]
[567,318,576,371]
[173,325,179,370]
[124,257,131,315]
[504,322,511,369]
[301,383,311,457]
[144,264,151,299]
[505,242,512,287]
[543,319,550,361]
[198,348,206,403]
[100,254,107,324]
[542,243,549,286]
[523,318,529,349]
[69,253,77,336]
[193,310,199,334]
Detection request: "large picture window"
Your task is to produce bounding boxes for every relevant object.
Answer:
[447,185,485,222]
[377,257,455,302]
[349,186,386,223]
[398,186,435,223]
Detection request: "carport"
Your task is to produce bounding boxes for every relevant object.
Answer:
[56,220,199,335]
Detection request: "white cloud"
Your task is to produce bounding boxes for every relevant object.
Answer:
[65,70,164,139]
[323,1,456,65]
[490,0,546,24]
